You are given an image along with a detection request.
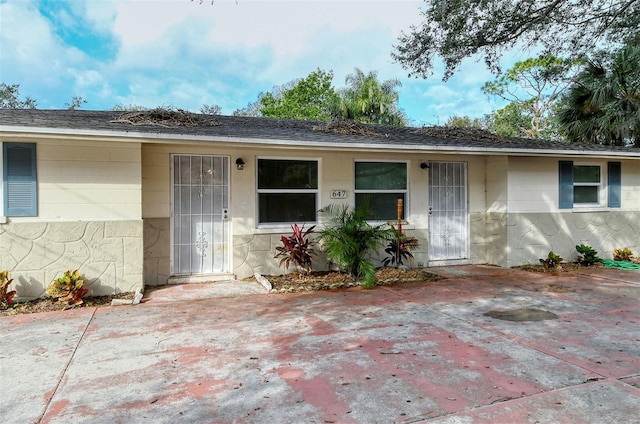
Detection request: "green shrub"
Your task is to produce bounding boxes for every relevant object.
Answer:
[274,223,316,275]
[576,244,603,266]
[318,204,390,289]
[539,251,563,269]
[47,270,89,307]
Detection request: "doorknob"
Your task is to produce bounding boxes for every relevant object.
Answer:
[428,206,433,215]
[223,208,229,220]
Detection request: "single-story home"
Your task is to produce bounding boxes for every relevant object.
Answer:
[1,109,639,299]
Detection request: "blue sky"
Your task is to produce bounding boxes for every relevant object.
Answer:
[1,0,527,126]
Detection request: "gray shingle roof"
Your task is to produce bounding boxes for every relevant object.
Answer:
[1,109,638,156]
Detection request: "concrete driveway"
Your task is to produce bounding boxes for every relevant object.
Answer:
[1,265,639,423]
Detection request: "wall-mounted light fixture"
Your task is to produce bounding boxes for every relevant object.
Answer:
[235,158,245,170]
[420,162,429,169]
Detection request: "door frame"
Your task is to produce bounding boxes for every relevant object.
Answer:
[427,161,470,264]
[169,154,231,277]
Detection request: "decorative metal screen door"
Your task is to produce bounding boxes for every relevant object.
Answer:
[171,155,230,275]
[428,162,468,260]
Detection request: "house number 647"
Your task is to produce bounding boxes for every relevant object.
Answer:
[330,190,347,199]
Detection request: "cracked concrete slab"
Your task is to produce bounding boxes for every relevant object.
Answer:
[1,265,638,423]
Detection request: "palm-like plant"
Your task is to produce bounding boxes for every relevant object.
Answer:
[318,204,390,288]
[557,40,640,147]
[336,68,407,126]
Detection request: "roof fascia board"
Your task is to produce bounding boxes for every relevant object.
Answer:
[1,125,638,159]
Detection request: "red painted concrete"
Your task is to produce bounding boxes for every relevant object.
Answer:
[1,265,639,423]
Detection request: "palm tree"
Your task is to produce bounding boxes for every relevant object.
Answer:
[336,68,407,126]
[557,41,640,147]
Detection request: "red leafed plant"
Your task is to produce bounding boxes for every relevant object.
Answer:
[1,270,17,310]
[46,269,89,307]
[274,224,317,276]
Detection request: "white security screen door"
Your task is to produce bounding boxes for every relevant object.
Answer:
[428,162,468,261]
[171,155,230,275]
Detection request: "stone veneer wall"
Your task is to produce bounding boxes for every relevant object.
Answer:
[143,218,171,285]
[487,211,640,267]
[0,220,143,299]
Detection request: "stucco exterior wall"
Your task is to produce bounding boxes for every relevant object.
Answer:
[506,157,640,212]
[141,144,489,281]
[0,220,143,299]
[2,139,142,221]
[502,211,640,267]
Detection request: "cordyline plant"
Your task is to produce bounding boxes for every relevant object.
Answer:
[318,204,390,289]
[274,223,316,276]
[1,270,17,310]
[382,226,420,269]
[46,269,89,307]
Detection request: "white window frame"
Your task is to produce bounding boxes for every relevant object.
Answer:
[573,163,602,207]
[354,160,409,222]
[256,157,320,227]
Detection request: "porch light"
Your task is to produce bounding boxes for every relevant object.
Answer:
[420,162,429,169]
[235,158,245,170]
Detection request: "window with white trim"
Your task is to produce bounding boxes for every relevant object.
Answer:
[559,161,621,209]
[257,158,318,224]
[354,161,407,220]
[573,165,601,205]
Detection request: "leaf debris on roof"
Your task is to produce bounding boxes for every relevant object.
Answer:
[414,126,523,143]
[312,117,380,136]
[111,107,220,127]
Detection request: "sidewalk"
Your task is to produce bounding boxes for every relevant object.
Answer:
[1,265,639,423]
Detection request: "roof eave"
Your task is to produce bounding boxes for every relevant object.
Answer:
[1,125,638,159]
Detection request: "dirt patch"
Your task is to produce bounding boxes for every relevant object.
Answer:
[252,268,443,293]
[1,292,135,317]
[512,262,601,273]
[484,308,559,322]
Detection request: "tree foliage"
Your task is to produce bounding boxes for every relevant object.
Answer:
[65,96,88,110]
[200,104,222,115]
[260,69,338,121]
[393,0,640,80]
[337,68,407,126]
[482,56,572,139]
[557,41,640,147]
[0,83,37,109]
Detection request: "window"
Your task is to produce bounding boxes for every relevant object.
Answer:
[573,165,601,204]
[3,142,37,217]
[559,161,621,209]
[355,161,407,220]
[257,159,318,224]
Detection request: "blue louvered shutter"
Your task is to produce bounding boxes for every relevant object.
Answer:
[3,143,37,216]
[607,162,621,208]
[558,161,573,209]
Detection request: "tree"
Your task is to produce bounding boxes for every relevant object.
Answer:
[260,69,338,121]
[1,83,37,109]
[200,104,222,115]
[482,56,572,139]
[112,104,150,112]
[233,97,263,117]
[393,0,640,80]
[445,115,487,129]
[487,103,535,137]
[65,96,88,110]
[557,41,640,147]
[337,68,407,126]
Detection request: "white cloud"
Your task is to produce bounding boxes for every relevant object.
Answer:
[2,0,526,121]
